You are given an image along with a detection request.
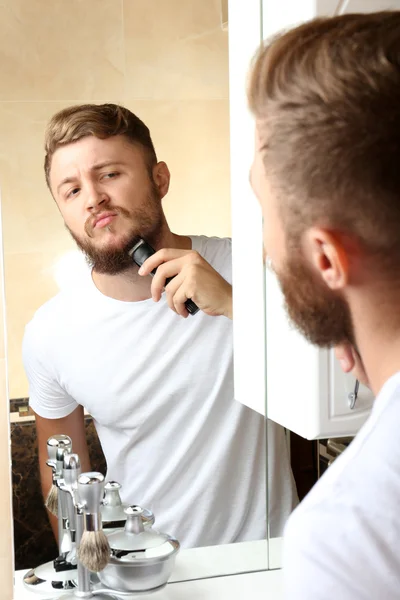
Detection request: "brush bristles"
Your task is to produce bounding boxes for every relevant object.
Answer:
[45,484,58,516]
[77,530,110,572]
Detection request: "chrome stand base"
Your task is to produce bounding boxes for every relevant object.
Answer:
[48,593,118,600]
[23,564,167,598]
[23,562,78,595]
[52,582,168,599]
[44,590,120,600]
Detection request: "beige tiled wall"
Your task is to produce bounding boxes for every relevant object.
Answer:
[0,0,230,400]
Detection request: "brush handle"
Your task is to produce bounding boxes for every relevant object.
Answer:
[75,507,91,594]
[77,472,105,520]
[46,435,72,463]
[63,453,81,538]
[57,491,64,557]
[56,447,69,520]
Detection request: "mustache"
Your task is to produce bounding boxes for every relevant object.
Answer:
[84,206,131,237]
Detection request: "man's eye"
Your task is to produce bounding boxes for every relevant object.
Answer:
[66,187,80,198]
[103,172,119,179]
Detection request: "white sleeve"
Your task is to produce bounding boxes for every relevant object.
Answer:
[23,320,79,419]
[283,500,385,600]
[209,237,232,284]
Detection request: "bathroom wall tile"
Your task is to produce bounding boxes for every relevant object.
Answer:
[124,0,229,99]
[123,98,231,237]
[220,0,228,27]
[5,250,72,399]
[0,102,76,398]
[0,0,125,101]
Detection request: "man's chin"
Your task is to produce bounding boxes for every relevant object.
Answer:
[91,235,134,254]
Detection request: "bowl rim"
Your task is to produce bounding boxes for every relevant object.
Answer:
[106,538,180,567]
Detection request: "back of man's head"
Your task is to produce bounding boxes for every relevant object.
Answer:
[249,11,400,275]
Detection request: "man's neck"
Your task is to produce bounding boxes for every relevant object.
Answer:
[91,232,192,302]
[351,289,400,397]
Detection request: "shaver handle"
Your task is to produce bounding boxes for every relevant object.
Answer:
[130,240,200,315]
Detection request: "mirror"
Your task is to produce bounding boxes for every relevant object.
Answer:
[0,0,296,592]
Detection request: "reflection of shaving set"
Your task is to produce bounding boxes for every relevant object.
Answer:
[129,238,200,315]
[23,434,180,598]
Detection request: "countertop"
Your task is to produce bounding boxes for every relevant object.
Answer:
[14,538,284,600]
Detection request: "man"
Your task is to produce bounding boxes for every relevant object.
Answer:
[248,10,400,598]
[23,103,297,548]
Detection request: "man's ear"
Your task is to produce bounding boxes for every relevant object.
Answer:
[152,161,170,199]
[303,228,349,291]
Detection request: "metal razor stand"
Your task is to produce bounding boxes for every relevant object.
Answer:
[23,440,78,594]
[52,498,119,599]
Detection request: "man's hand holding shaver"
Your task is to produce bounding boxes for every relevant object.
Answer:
[138,248,233,319]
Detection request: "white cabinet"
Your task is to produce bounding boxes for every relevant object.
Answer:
[229,0,393,439]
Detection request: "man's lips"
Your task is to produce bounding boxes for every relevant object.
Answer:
[93,212,117,229]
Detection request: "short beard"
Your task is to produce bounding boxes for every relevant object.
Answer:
[69,227,142,274]
[67,196,163,275]
[277,244,356,348]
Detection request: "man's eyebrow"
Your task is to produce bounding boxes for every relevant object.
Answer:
[90,160,125,171]
[56,161,125,194]
[57,176,76,194]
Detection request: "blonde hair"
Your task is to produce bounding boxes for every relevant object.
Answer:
[44,103,157,189]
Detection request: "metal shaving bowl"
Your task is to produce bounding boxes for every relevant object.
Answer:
[98,505,180,593]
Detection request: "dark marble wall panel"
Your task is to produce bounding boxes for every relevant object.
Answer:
[11,416,106,570]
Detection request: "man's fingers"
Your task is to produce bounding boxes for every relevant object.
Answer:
[150,259,188,301]
[334,344,355,373]
[139,249,199,276]
[335,343,370,388]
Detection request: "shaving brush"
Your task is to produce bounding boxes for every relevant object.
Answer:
[45,434,72,515]
[45,480,59,516]
[76,472,110,572]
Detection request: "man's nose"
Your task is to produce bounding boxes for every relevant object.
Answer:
[85,187,110,211]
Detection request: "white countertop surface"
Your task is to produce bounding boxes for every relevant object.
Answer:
[14,569,284,600]
[14,539,284,600]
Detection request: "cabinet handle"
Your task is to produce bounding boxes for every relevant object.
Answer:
[348,379,360,410]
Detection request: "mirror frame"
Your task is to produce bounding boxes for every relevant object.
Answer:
[0,200,16,598]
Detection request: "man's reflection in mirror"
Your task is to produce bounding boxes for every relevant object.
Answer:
[23,104,298,548]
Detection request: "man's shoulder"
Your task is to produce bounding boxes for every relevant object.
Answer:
[26,287,81,336]
[192,235,232,268]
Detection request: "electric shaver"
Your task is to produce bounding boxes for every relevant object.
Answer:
[128,239,200,315]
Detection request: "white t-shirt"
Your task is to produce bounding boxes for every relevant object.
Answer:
[24,235,297,548]
[283,371,400,599]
